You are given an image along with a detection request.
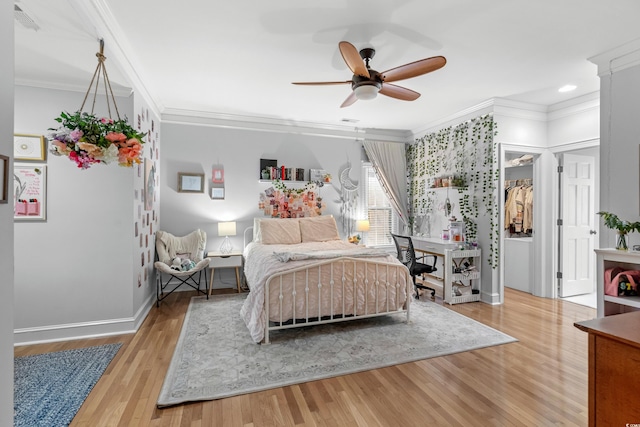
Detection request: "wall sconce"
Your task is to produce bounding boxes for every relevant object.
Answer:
[218,221,236,254]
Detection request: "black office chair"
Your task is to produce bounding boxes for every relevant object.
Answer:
[391,234,437,300]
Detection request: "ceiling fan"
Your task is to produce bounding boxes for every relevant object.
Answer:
[292,41,446,108]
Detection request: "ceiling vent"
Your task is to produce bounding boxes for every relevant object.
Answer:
[14,4,40,31]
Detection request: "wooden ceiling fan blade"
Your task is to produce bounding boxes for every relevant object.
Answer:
[381,56,446,83]
[292,80,352,85]
[339,41,370,78]
[340,91,358,108]
[379,83,420,101]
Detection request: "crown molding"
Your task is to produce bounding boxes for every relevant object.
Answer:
[411,99,496,136]
[589,37,640,76]
[68,0,163,118]
[412,98,550,138]
[547,91,599,121]
[161,108,411,142]
[14,78,132,98]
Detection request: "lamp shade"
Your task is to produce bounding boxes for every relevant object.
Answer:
[218,221,237,237]
[356,219,370,232]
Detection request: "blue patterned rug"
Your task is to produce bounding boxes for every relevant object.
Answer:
[157,294,516,407]
[14,343,122,427]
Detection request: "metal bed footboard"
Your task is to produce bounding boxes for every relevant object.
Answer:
[263,257,412,344]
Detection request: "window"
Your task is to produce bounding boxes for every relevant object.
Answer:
[361,163,397,247]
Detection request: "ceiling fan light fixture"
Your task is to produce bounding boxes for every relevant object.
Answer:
[353,83,380,101]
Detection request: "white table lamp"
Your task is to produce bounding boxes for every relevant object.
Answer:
[356,220,370,233]
[355,219,370,245]
[218,221,236,254]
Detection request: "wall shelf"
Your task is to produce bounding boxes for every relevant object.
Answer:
[595,248,640,317]
[259,180,311,184]
[427,186,466,191]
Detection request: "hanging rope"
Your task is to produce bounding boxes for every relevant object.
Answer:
[79,39,121,120]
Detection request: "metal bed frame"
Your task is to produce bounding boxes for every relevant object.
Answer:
[262,256,411,344]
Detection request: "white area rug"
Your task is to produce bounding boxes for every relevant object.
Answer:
[157,294,516,407]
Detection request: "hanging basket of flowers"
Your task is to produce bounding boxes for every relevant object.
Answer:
[48,40,145,169]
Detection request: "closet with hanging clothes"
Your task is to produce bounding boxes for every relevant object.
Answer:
[503,151,536,294]
[505,178,533,237]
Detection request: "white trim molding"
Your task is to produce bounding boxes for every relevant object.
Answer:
[14,294,155,346]
[589,37,640,76]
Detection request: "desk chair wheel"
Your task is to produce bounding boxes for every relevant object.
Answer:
[415,282,436,301]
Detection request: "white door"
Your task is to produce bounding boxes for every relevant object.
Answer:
[559,153,596,297]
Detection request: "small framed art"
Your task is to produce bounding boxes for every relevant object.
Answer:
[178,173,205,193]
[14,164,47,221]
[212,167,224,183]
[211,187,225,199]
[14,134,46,161]
[0,154,8,204]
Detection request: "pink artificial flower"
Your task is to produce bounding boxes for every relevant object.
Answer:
[52,140,70,154]
[70,128,83,141]
[105,132,127,144]
[100,117,114,124]
[76,142,103,158]
[118,139,142,166]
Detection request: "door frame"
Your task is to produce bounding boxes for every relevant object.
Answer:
[549,139,600,299]
[498,143,546,304]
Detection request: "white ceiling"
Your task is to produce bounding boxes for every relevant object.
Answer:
[13,0,640,133]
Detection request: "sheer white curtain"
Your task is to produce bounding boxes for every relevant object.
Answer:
[362,140,409,231]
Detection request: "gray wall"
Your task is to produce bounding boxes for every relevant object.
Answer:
[0,1,14,423]
[159,122,368,277]
[12,85,154,344]
[600,62,640,248]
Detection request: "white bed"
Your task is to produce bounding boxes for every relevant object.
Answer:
[240,216,413,343]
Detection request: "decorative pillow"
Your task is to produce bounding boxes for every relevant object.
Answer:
[299,215,340,242]
[258,219,301,245]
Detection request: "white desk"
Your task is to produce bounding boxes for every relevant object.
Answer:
[411,236,460,257]
[410,236,461,296]
[206,251,243,295]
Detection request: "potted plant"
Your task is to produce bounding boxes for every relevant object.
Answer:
[597,211,640,250]
[261,168,271,180]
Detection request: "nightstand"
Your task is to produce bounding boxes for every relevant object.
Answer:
[206,251,243,295]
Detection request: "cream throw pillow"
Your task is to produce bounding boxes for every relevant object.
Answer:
[258,219,301,244]
[299,216,340,242]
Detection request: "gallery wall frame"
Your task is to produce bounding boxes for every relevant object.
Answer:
[144,159,156,211]
[0,154,8,204]
[14,134,46,161]
[14,163,47,221]
[211,187,225,199]
[178,172,205,193]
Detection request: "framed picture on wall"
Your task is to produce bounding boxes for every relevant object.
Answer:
[0,154,8,204]
[14,134,46,161]
[178,172,204,193]
[144,159,156,211]
[14,164,47,221]
[211,187,225,199]
[212,167,224,183]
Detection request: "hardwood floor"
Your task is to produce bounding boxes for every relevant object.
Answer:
[14,288,595,426]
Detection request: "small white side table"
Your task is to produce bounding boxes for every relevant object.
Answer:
[206,251,243,295]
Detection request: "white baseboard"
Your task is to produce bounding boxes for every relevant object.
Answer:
[14,294,155,347]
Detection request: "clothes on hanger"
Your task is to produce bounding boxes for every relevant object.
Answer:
[504,179,533,236]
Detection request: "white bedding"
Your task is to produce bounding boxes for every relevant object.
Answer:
[240,240,410,343]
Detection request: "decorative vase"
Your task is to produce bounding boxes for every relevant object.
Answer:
[261,170,270,180]
[616,232,629,251]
